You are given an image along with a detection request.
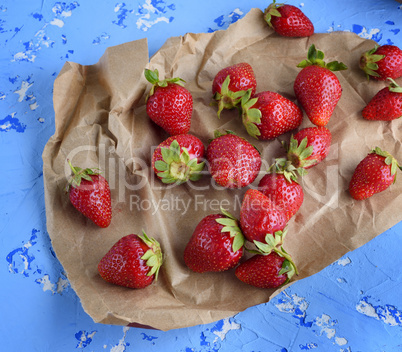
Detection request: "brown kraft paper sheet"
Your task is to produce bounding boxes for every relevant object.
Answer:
[42,8,402,331]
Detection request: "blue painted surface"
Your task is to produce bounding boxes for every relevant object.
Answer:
[1,0,402,350]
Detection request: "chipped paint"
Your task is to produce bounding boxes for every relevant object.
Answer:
[212,318,241,343]
[110,327,130,352]
[356,297,402,326]
[208,8,244,32]
[337,257,351,266]
[14,80,33,102]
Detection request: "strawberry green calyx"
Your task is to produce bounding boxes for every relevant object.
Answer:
[215,207,245,252]
[138,230,163,280]
[240,89,262,139]
[66,159,100,190]
[359,45,385,79]
[268,158,300,183]
[387,77,402,93]
[285,135,317,171]
[372,147,402,181]
[297,44,348,72]
[144,68,186,99]
[214,75,248,118]
[253,230,299,280]
[155,140,205,184]
[253,231,299,278]
[263,0,284,27]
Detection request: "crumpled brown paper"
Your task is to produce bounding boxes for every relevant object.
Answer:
[42,8,402,331]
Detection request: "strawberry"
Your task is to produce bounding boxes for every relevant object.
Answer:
[349,147,402,200]
[258,172,304,222]
[67,160,112,228]
[239,189,287,243]
[294,45,347,126]
[359,44,402,81]
[235,232,297,289]
[235,251,291,288]
[152,134,205,184]
[240,89,303,140]
[212,63,257,117]
[362,78,402,121]
[183,209,245,273]
[206,131,261,188]
[263,0,314,37]
[145,68,193,135]
[98,232,163,289]
[285,126,332,171]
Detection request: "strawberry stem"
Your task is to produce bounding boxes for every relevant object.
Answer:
[297,44,348,71]
[144,68,186,100]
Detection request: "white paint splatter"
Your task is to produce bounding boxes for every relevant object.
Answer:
[110,327,130,352]
[337,257,351,266]
[356,299,379,319]
[355,27,381,40]
[61,10,72,17]
[114,3,124,12]
[36,274,70,294]
[213,318,241,343]
[335,337,348,346]
[0,92,6,100]
[136,0,173,32]
[76,331,96,348]
[29,102,39,110]
[50,18,65,27]
[315,314,336,339]
[14,81,33,102]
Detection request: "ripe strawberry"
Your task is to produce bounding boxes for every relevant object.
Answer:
[67,160,112,228]
[212,63,257,117]
[263,0,314,37]
[98,232,163,289]
[349,147,401,200]
[285,126,332,171]
[294,45,347,126]
[152,134,205,184]
[184,209,245,273]
[145,68,193,135]
[359,44,402,81]
[240,90,303,140]
[239,189,287,243]
[235,248,297,288]
[362,78,402,121]
[206,131,261,188]
[258,172,303,222]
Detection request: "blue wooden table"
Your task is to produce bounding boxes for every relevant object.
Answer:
[2,1,402,350]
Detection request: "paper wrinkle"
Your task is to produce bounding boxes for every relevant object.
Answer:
[42,8,402,331]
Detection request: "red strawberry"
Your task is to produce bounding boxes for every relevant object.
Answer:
[239,189,287,243]
[206,131,261,188]
[263,0,314,37]
[212,63,257,117]
[349,147,401,200]
[67,160,112,228]
[258,172,304,221]
[362,78,402,121]
[183,209,245,273]
[285,126,332,171]
[98,232,163,289]
[241,90,303,140]
[235,250,297,289]
[359,45,402,81]
[152,134,205,184]
[145,69,193,135]
[294,45,347,126]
